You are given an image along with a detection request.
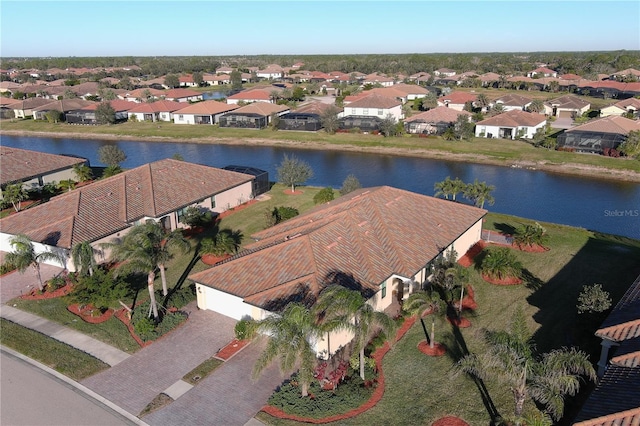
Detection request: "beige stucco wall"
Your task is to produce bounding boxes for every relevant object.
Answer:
[212,181,253,213]
[13,166,83,191]
[600,105,624,117]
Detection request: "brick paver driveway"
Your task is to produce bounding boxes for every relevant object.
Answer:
[0,254,64,304]
[82,304,236,417]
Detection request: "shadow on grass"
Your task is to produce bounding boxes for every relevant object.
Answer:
[493,222,517,236]
[521,268,544,291]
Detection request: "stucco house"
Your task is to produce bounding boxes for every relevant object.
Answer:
[492,94,533,112]
[339,93,403,121]
[189,186,486,358]
[163,88,203,103]
[437,91,477,111]
[32,99,97,121]
[543,95,590,118]
[527,67,557,78]
[600,98,640,118]
[218,102,289,128]
[475,110,547,139]
[173,101,239,125]
[126,100,185,122]
[557,116,640,155]
[0,159,255,271]
[404,106,471,135]
[66,100,133,124]
[4,97,52,118]
[226,88,273,105]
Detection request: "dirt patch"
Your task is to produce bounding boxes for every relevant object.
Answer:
[418,341,447,356]
[20,283,73,300]
[432,416,470,426]
[513,243,549,253]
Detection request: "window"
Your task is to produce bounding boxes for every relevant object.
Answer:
[381,282,387,298]
[363,108,369,115]
[210,195,216,208]
[378,109,383,115]
[176,207,187,223]
[351,108,356,115]
[178,115,184,120]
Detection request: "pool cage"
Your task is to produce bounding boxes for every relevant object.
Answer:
[557,131,626,154]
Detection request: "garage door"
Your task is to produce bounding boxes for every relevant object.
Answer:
[558,110,573,119]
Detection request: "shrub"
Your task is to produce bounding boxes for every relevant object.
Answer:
[277,206,299,222]
[165,284,196,309]
[313,187,335,205]
[179,206,213,228]
[69,267,130,311]
[234,318,256,340]
[46,275,67,292]
[577,283,612,314]
[0,261,17,275]
[131,299,187,341]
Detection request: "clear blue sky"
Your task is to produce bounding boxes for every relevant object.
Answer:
[1,1,639,57]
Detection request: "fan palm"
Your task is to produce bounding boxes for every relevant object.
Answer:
[6,234,63,291]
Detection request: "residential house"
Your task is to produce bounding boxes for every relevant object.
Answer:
[219,102,289,129]
[371,83,431,102]
[277,101,332,131]
[600,98,640,118]
[0,97,19,119]
[215,66,234,74]
[404,106,472,135]
[173,101,239,125]
[433,68,456,77]
[409,72,432,85]
[189,186,486,358]
[340,93,403,121]
[527,67,557,78]
[475,110,547,139]
[0,146,86,194]
[492,94,533,112]
[66,100,133,124]
[0,159,255,271]
[437,91,477,111]
[0,81,22,93]
[543,95,590,118]
[610,68,640,81]
[557,116,640,155]
[69,82,101,99]
[256,65,283,79]
[226,88,274,105]
[163,88,203,103]
[203,74,230,86]
[479,72,501,87]
[573,274,640,425]
[4,98,51,118]
[127,100,186,122]
[119,88,164,103]
[179,74,198,87]
[362,73,395,87]
[32,99,97,121]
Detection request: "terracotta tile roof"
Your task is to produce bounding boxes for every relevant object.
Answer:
[164,88,201,99]
[126,100,185,113]
[32,99,96,112]
[566,116,640,135]
[438,91,477,105]
[179,75,194,83]
[610,336,640,368]
[597,274,640,341]
[124,88,164,99]
[0,97,20,106]
[190,186,486,311]
[345,93,401,109]
[560,73,582,80]
[226,103,289,116]
[613,68,640,77]
[173,100,238,115]
[573,366,640,425]
[614,98,640,109]
[0,159,254,248]
[227,88,271,101]
[82,99,135,112]
[70,82,100,95]
[476,110,546,127]
[545,94,590,110]
[0,146,85,186]
[479,72,501,81]
[494,94,532,107]
[4,97,52,110]
[292,101,333,115]
[366,87,408,100]
[404,106,471,123]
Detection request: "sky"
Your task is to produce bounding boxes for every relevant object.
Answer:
[1,1,639,57]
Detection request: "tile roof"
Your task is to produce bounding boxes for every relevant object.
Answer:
[82,99,136,112]
[345,93,401,109]
[614,98,640,109]
[476,110,546,127]
[597,274,640,341]
[566,116,640,135]
[190,186,486,311]
[544,94,590,110]
[0,159,254,248]
[173,100,239,115]
[4,97,52,110]
[404,106,471,123]
[32,99,96,112]
[227,88,272,101]
[164,88,201,99]
[292,101,333,115]
[0,146,85,186]
[226,102,289,116]
[125,88,165,99]
[438,91,478,105]
[494,94,532,107]
[126,100,185,113]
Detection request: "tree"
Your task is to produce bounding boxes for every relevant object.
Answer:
[103,220,191,320]
[45,109,63,123]
[58,179,76,192]
[99,88,116,101]
[192,72,203,87]
[71,240,100,276]
[252,302,323,397]
[230,69,243,91]
[117,76,134,90]
[6,234,62,291]
[340,174,362,196]
[489,103,505,117]
[434,176,467,201]
[527,99,545,113]
[513,222,548,248]
[102,165,123,178]
[475,94,490,111]
[577,283,612,314]
[320,105,340,134]
[276,154,314,192]
[404,290,446,349]
[291,86,305,102]
[2,183,27,212]
[316,285,396,380]
[63,89,77,99]
[95,102,116,125]
[619,130,640,159]
[480,247,522,280]
[463,179,495,208]
[164,74,179,89]
[455,115,475,140]
[73,163,93,182]
[454,309,596,421]
[379,115,398,137]
[98,145,127,167]
[313,187,335,204]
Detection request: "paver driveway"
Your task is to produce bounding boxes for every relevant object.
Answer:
[0,252,64,304]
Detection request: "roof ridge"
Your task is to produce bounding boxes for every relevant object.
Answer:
[145,163,157,218]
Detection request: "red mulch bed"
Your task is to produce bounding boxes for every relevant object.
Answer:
[447,316,471,328]
[417,341,447,356]
[458,241,487,267]
[262,316,418,423]
[513,243,549,253]
[432,416,470,426]
[201,254,231,265]
[482,274,523,286]
[215,338,250,361]
[218,199,257,219]
[20,283,73,300]
[67,304,114,324]
[283,189,304,195]
[114,308,151,348]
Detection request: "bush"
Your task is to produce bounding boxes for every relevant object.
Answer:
[234,318,256,340]
[313,187,335,205]
[179,206,213,228]
[577,283,612,314]
[165,284,196,309]
[131,299,187,342]
[46,275,67,292]
[70,267,130,311]
[277,206,299,222]
[0,261,17,275]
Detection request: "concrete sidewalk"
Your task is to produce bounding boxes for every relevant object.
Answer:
[0,305,130,366]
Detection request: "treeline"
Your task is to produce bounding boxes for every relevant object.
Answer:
[2,51,638,79]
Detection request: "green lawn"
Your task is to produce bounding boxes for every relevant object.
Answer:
[0,318,109,380]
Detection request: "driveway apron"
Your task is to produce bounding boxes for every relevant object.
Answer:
[0,261,64,304]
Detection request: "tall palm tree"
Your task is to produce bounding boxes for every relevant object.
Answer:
[103,220,190,320]
[527,99,545,114]
[463,179,495,209]
[434,176,454,200]
[403,290,445,349]
[315,285,397,380]
[450,177,467,201]
[6,234,62,291]
[71,240,100,276]
[252,302,323,397]
[454,309,596,422]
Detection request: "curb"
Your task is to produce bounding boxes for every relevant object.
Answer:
[0,345,148,426]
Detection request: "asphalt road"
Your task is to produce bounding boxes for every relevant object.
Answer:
[0,350,136,426]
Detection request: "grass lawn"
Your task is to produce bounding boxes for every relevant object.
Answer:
[0,318,109,380]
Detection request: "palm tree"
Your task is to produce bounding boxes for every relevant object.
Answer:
[527,99,545,114]
[513,222,548,249]
[463,179,495,209]
[315,285,396,380]
[403,290,445,349]
[6,234,62,291]
[71,240,100,276]
[454,309,596,422]
[480,247,522,280]
[103,220,191,320]
[434,176,454,200]
[252,302,323,397]
[73,163,93,182]
[475,94,490,111]
[450,177,467,202]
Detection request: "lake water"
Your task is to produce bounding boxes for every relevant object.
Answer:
[1,135,639,239]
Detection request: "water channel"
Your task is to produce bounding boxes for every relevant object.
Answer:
[1,134,638,239]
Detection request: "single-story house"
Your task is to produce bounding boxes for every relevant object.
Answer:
[543,95,590,118]
[437,91,478,111]
[362,73,395,87]
[0,146,87,193]
[339,93,403,121]
[277,101,332,131]
[556,116,640,154]
[32,99,97,121]
[66,100,134,124]
[7,98,56,118]
[179,75,198,87]
[573,274,640,425]
[475,110,547,139]
[203,74,231,86]
[189,186,486,358]
[0,97,22,118]
[492,94,533,112]
[173,101,239,125]
[0,158,255,271]
[600,98,640,118]
[163,88,203,103]
[434,68,456,77]
[126,100,185,122]
[404,106,472,135]
[256,65,283,79]
[226,88,274,105]
[527,67,557,78]
[219,102,289,129]
[119,88,165,103]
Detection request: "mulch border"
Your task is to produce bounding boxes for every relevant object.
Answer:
[417,341,447,357]
[432,416,470,426]
[447,316,471,328]
[261,316,417,424]
[214,338,250,361]
[20,283,74,300]
[67,303,114,324]
[481,274,523,286]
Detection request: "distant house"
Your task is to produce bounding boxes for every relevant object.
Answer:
[600,98,640,118]
[0,97,19,119]
[32,99,97,121]
[475,110,547,139]
[544,95,590,118]
[215,66,234,74]
[203,74,230,86]
[433,68,456,77]
[226,88,273,105]
[362,73,395,87]
[179,74,197,87]
[219,102,289,129]
[5,98,52,119]
[127,100,185,122]
[256,65,283,79]
[277,101,331,131]
[340,93,403,121]
[0,146,86,193]
[437,91,477,111]
[404,106,471,135]
[119,88,164,103]
[0,159,255,272]
[492,94,533,112]
[527,67,557,78]
[610,68,640,81]
[163,88,203,103]
[557,116,640,155]
[173,101,239,125]
[66,100,133,124]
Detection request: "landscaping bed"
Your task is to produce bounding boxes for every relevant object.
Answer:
[67,303,114,324]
